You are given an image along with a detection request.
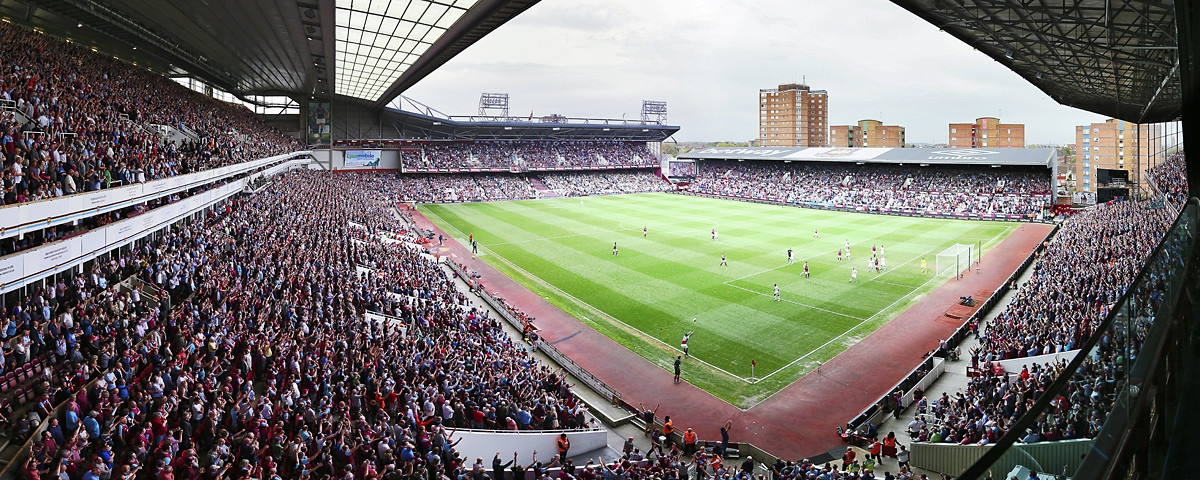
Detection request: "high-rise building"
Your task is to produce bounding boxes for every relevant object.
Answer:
[759,83,828,147]
[1074,118,1160,193]
[830,119,905,148]
[948,117,1025,148]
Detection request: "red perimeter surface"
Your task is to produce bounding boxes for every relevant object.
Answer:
[409,205,1054,459]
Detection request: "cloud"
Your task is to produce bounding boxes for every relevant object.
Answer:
[404,0,1107,144]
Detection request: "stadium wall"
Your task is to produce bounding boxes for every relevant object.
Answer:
[452,429,607,468]
[992,350,1079,374]
[330,99,385,140]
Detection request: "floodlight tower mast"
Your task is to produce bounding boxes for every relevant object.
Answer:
[641,100,667,124]
[478,93,510,120]
[641,100,669,160]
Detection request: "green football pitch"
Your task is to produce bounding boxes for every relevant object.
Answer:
[421,193,1018,407]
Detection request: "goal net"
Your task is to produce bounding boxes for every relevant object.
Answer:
[936,244,974,278]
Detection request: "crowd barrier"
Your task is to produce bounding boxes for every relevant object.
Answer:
[0,151,313,240]
[443,261,623,406]
[453,428,607,467]
[966,350,1081,378]
[910,438,1092,478]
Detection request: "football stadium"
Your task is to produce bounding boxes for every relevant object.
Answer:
[0,1,1196,480]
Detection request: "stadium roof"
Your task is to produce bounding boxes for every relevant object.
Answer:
[890,0,1179,123]
[2,0,537,106]
[678,147,1056,167]
[382,107,680,141]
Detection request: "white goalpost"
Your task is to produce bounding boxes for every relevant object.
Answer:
[936,243,974,278]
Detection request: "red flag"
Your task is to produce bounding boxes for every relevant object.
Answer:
[751,360,756,367]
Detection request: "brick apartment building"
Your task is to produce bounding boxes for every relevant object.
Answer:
[759,83,828,147]
[948,117,1025,148]
[830,119,905,148]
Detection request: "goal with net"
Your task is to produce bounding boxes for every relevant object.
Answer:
[936,243,974,278]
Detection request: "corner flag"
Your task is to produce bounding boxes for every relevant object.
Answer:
[751,360,756,367]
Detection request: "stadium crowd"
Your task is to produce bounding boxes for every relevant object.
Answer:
[908,191,1178,447]
[3,162,1185,478]
[691,160,1051,218]
[0,22,301,207]
[2,171,596,480]
[405,141,656,171]
[539,171,672,198]
[390,170,669,202]
[1147,153,1188,210]
[534,444,933,480]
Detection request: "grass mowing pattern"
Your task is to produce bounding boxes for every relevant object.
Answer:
[421,193,1017,407]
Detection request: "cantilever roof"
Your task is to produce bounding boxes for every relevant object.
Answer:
[890,0,1179,123]
[679,147,1056,167]
[6,0,537,105]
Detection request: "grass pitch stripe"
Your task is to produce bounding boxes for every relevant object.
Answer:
[420,194,1020,407]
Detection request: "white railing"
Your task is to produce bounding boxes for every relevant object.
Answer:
[0,180,244,294]
[0,151,312,241]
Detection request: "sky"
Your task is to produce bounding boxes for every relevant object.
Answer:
[402,0,1110,145]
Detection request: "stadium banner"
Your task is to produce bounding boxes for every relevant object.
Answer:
[344,150,383,168]
[307,102,330,144]
[786,147,889,161]
[0,255,22,289]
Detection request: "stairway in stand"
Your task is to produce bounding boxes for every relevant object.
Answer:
[529,177,559,198]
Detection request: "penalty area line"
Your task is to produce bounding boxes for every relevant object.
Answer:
[750,227,1016,388]
[749,243,943,385]
[722,283,869,322]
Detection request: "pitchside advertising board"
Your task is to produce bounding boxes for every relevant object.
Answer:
[344,149,383,168]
